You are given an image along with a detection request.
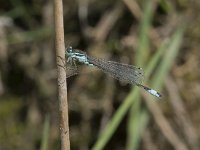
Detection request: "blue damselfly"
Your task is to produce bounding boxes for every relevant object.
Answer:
[66,46,161,98]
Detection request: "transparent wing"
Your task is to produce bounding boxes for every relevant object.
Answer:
[88,57,144,85]
[66,65,79,78]
[65,61,93,78]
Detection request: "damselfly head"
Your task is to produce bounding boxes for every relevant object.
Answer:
[66,46,73,53]
[66,46,75,57]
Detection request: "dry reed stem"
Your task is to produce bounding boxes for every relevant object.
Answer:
[54,0,70,149]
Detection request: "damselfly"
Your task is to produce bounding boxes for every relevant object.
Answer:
[65,46,161,98]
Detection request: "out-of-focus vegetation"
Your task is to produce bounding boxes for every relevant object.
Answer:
[0,0,199,150]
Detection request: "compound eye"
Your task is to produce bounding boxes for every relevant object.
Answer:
[67,46,73,53]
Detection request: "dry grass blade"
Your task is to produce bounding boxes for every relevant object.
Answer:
[91,2,124,42]
[165,77,199,150]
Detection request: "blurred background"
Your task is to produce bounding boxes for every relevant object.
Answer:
[0,0,200,150]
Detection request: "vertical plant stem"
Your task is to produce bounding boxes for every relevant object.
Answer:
[54,0,70,149]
